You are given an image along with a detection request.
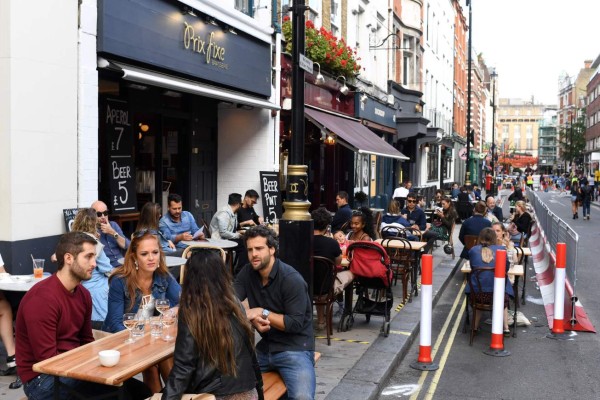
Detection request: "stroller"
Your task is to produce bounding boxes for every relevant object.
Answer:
[338,241,394,337]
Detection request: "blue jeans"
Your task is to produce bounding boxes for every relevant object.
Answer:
[24,373,150,400]
[582,200,591,217]
[257,350,315,400]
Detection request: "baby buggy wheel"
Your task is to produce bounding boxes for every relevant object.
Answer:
[365,313,371,323]
[382,321,391,337]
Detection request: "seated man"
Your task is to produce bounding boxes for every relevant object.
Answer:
[400,193,427,232]
[234,226,315,400]
[210,193,247,271]
[331,191,352,232]
[91,200,130,267]
[458,201,492,259]
[16,231,150,400]
[485,195,503,222]
[159,193,204,249]
[238,189,264,228]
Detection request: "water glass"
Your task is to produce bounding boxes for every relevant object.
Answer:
[123,313,137,343]
[150,316,163,338]
[132,315,145,340]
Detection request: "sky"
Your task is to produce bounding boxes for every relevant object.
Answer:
[470,0,600,105]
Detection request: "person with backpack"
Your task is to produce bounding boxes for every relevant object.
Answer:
[579,178,593,220]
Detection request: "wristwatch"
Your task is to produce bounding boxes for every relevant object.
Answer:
[113,232,119,239]
[261,309,270,320]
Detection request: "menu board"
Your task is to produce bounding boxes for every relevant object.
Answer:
[104,99,137,214]
[63,208,80,232]
[259,171,283,224]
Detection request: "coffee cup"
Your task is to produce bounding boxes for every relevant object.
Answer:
[98,350,120,367]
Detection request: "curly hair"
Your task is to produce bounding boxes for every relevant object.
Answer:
[311,207,333,231]
[71,208,98,235]
[352,207,376,240]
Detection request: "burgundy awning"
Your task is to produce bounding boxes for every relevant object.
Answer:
[305,107,409,160]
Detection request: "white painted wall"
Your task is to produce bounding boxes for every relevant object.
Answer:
[0,0,79,240]
[217,107,277,217]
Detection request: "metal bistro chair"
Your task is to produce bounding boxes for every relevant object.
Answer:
[180,245,227,284]
[399,227,423,242]
[461,234,479,332]
[312,256,337,346]
[380,225,401,239]
[467,266,496,345]
[381,237,413,304]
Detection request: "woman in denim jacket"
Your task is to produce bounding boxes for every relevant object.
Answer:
[103,230,181,392]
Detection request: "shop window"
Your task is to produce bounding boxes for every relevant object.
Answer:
[235,0,254,17]
[427,145,439,181]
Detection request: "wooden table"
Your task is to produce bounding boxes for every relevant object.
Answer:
[461,262,524,337]
[33,327,176,398]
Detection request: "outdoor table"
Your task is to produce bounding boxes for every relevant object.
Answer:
[377,239,427,300]
[33,326,177,399]
[0,273,51,292]
[461,262,524,337]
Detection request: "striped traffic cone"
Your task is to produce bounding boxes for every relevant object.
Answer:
[547,243,570,340]
[484,249,511,357]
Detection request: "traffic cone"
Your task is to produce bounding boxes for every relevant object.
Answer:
[484,249,511,357]
[547,243,570,340]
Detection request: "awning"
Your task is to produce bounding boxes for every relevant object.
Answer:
[101,59,280,111]
[305,107,409,160]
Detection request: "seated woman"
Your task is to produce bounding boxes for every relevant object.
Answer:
[162,251,261,400]
[347,207,375,241]
[423,198,458,243]
[0,254,16,377]
[104,230,181,392]
[72,208,116,329]
[466,228,514,335]
[507,200,532,243]
[380,200,410,237]
[136,202,182,256]
[433,189,445,207]
[492,222,520,267]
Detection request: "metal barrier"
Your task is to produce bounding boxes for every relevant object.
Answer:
[527,191,579,294]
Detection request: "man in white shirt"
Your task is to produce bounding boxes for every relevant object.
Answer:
[210,193,247,273]
[392,181,412,209]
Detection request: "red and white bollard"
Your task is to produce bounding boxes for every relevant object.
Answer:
[410,254,439,370]
[547,243,569,339]
[484,249,511,357]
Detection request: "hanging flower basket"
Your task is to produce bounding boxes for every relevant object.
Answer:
[282,16,361,80]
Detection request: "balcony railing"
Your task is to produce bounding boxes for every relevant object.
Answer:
[424,106,452,134]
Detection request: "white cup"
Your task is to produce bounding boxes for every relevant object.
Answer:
[98,350,120,367]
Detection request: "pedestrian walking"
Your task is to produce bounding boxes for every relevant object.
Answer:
[570,179,580,219]
[579,178,593,220]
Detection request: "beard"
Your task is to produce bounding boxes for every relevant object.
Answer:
[69,259,93,282]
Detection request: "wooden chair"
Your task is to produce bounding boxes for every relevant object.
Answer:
[312,256,337,345]
[372,211,383,239]
[180,245,227,284]
[381,237,413,304]
[463,234,479,253]
[467,266,495,345]
[201,219,212,239]
[399,227,422,242]
[339,220,350,234]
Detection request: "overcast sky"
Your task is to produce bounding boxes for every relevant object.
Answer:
[470,0,599,105]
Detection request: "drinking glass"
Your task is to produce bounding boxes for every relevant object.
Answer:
[155,299,170,316]
[161,309,176,341]
[123,313,138,343]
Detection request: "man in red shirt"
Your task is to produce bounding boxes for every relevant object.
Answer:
[16,231,151,400]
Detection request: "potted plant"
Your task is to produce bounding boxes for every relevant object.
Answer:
[354,191,368,208]
[281,16,361,80]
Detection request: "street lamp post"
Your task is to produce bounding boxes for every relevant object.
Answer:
[490,69,497,196]
[465,0,473,187]
[279,0,314,295]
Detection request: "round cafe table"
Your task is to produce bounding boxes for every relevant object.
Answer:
[181,238,238,249]
[0,272,51,292]
[117,256,187,268]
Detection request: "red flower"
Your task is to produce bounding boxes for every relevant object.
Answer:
[283,15,290,22]
[341,60,347,67]
[306,20,315,29]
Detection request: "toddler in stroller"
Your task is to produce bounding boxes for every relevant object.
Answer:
[338,241,394,337]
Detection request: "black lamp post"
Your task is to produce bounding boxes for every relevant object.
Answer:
[490,69,497,196]
[279,0,314,296]
[464,0,473,187]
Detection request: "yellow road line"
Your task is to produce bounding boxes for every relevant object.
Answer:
[409,280,466,400]
[424,290,466,400]
[314,336,370,345]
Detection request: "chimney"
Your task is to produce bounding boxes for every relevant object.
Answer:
[585,60,593,69]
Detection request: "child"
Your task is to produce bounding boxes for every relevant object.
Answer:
[333,230,349,259]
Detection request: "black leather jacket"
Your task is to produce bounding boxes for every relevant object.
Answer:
[162,314,261,399]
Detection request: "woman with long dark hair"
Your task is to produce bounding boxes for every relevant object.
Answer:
[423,198,457,242]
[162,251,262,400]
[347,207,375,241]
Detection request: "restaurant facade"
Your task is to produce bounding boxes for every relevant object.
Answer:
[0,0,281,271]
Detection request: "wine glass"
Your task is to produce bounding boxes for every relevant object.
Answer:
[155,299,170,316]
[123,313,138,343]
[161,309,176,342]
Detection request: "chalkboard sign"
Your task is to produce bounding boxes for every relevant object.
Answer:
[63,208,80,232]
[259,171,283,224]
[104,99,137,214]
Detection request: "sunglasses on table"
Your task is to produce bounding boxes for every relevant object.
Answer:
[96,211,109,217]
[133,229,159,238]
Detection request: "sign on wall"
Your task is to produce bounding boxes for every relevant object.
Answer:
[259,171,283,224]
[63,208,80,232]
[104,99,137,214]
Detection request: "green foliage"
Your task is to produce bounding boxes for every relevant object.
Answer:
[557,110,586,165]
[282,17,361,79]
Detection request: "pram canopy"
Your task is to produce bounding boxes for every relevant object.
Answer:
[347,241,392,288]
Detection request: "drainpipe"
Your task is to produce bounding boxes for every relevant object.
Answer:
[272,0,281,33]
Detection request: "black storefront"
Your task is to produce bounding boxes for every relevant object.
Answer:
[96,0,276,226]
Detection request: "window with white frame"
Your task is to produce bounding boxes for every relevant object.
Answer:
[235,0,253,16]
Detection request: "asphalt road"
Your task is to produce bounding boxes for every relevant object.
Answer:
[380,189,600,400]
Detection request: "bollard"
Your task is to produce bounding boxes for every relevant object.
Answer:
[484,249,511,357]
[547,243,570,340]
[410,254,439,371]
